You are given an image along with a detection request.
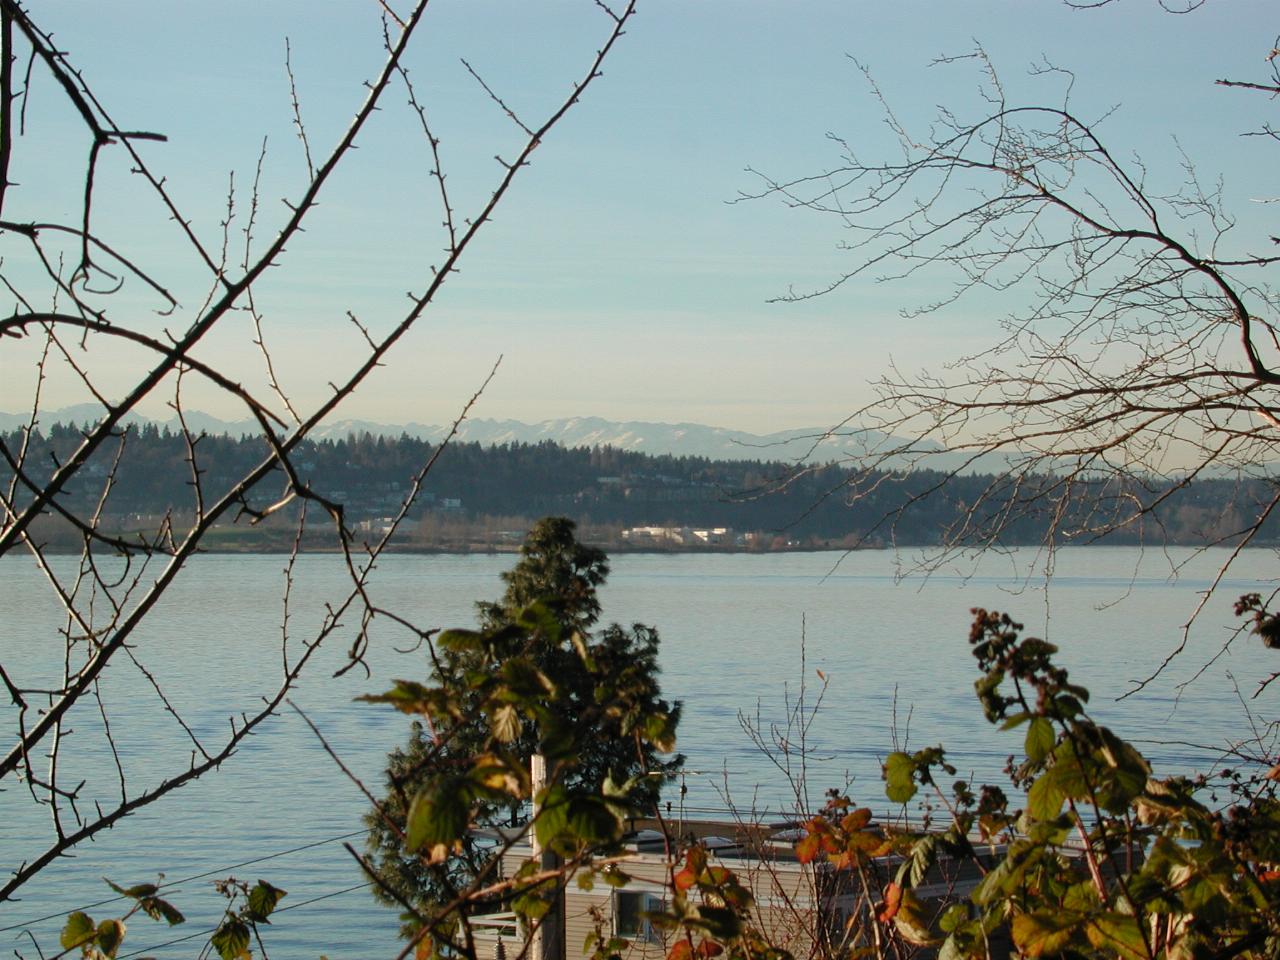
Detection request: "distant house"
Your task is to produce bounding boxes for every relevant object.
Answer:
[691,527,730,544]
[464,817,1007,960]
[621,525,689,544]
[622,526,735,547]
[356,517,396,537]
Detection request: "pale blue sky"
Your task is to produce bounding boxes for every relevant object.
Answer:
[2,1,1273,432]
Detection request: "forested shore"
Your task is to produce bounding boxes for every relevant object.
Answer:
[5,423,1276,553]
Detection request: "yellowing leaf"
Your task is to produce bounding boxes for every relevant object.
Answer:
[884,752,918,804]
[1084,913,1149,960]
[491,704,522,743]
[841,807,873,832]
[794,832,823,864]
[60,912,95,950]
[1012,912,1077,956]
[1025,716,1055,763]
[96,918,126,958]
[891,887,938,946]
[1026,773,1065,821]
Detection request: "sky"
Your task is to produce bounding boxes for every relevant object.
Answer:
[1,0,1274,434]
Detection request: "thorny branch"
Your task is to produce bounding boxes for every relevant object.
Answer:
[0,0,639,917]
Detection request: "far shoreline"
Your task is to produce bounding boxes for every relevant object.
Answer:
[23,540,1275,557]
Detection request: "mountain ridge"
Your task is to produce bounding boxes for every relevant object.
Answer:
[0,406,937,462]
[1,407,1055,474]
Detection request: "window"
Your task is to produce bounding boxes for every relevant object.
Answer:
[614,890,663,943]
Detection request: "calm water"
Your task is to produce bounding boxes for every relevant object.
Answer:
[3,548,1277,957]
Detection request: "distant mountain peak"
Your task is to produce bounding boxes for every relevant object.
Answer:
[0,408,1028,472]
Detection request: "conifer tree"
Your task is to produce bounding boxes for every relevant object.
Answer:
[364,517,682,936]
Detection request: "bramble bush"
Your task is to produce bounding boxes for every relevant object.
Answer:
[645,608,1279,960]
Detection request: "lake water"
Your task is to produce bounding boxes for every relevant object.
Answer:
[3,547,1278,957]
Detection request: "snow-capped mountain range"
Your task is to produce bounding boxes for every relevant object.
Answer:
[1,405,1017,471]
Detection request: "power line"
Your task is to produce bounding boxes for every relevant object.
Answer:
[117,881,375,959]
[4,802,818,948]
[0,829,367,935]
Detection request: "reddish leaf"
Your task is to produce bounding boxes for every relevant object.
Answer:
[674,865,697,892]
[795,832,823,864]
[668,940,694,960]
[696,941,724,959]
[877,882,902,923]
[840,808,873,833]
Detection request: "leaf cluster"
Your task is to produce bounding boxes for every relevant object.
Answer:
[58,879,184,960]
[208,877,288,960]
[871,609,1280,959]
[612,605,1279,960]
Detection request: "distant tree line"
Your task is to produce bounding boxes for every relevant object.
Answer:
[4,422,1278,549]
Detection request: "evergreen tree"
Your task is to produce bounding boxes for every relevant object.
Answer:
[476,516,608,633]
[364,517,682,937]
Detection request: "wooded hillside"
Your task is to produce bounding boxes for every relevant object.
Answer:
[4,423,1275,551]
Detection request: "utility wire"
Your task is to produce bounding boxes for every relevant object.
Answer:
[0,829,367,934]
[117,881,375,959]
[4,801,808,944]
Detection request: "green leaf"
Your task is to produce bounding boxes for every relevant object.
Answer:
[892,887,938,946]
[1053,694,1085,717]
[211,918,251,960]
[643,711,677,752]
[937,903,969,934]
[1049,740,1090,800]
[973,841,1038,906]
[513,885,553,921]
[470,753,525,797]
[515,601,562,642]
[884,752,918,804]
[438,628,485,652]
[1094,728,1151,809]
[692,905,741,941]
[1025,717,1055,763]
[1062,881,1100,914]
[500,657,557,701]
[1026,772,1065,821]
[356,679,438,714]
[246,880,287,923]
[566,795,623,845]
[61,912,95,950]
[904,835,938,888]
[406,780,470,853]
[602,867,631,888]
[534,784,570,847]
[999,710,1031,730]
